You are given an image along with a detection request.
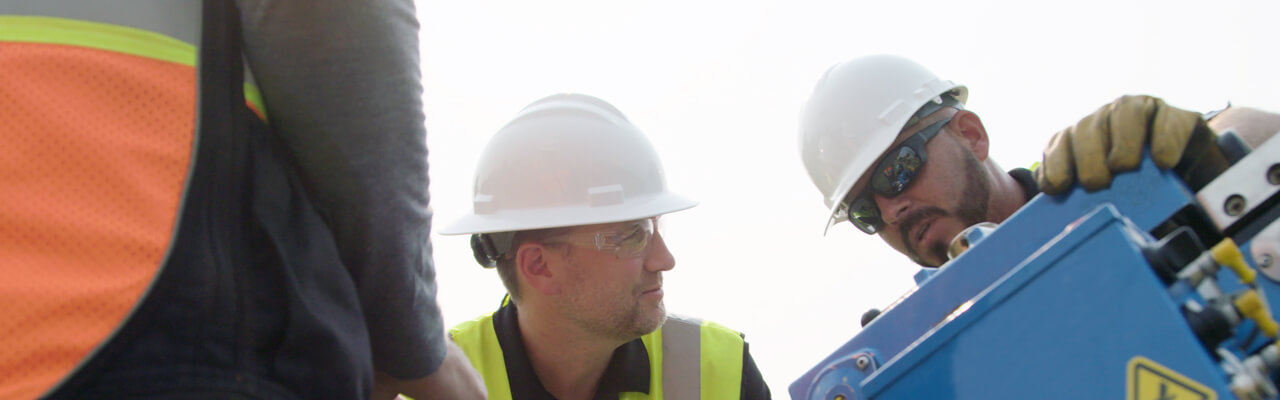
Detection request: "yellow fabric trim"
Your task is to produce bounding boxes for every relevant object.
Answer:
[700,321,744,399]
[243,83,269,121]
[450,313,513,400]
[0,16,195,66]
[1,17,270,121]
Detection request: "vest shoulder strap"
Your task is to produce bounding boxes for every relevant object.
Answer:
[450,313,514,400]
[660,315,744,400]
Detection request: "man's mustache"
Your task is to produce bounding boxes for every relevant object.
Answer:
[897,206,947,256]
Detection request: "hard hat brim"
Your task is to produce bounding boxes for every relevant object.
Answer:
[440,193,698,235]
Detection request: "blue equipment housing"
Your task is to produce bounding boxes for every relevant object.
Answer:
[791,139,1280,399]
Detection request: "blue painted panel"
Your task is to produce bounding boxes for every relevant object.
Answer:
[791,156,1198,399]
[867,206,1229,398]
[790,151,1280,399]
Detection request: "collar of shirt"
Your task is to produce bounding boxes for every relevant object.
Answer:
[492,299,652,400]
[1008,167,1040,202]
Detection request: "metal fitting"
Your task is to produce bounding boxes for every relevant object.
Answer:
[947,222,999,260]
[1225,195,1247,217]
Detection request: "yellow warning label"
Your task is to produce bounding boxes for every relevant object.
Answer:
[1127,356,1216,400]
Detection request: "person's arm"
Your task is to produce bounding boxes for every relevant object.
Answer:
[234,0,461,385]
[739,343,772,400]
[371,339,487,400]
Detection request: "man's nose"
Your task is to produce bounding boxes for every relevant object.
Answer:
[875,193,912,225]
[644,232,676,272]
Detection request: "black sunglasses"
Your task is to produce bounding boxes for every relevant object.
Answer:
[843,116,954,234]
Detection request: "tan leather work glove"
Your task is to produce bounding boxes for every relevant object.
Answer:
[1036,95,1216,194]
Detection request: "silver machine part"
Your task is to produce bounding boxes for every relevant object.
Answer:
[1177,253,1220,286]
[946,222,1000,260]
[1255,218,1280,282]
[1223,347,1280,400]
[1197,134,1280,232]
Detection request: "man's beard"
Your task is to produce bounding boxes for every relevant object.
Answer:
[898,151,990,267]
[558,273,668,341]
[569,298,666,342]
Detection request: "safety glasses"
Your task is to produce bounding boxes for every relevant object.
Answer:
[544,218,657,258]
[843,116,954,234]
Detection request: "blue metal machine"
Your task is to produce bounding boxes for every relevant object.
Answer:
[791,135,1280,400]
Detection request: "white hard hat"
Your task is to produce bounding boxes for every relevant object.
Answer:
[798,54,967,233]
[441,93,697,236]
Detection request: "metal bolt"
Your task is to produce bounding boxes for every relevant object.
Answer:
[1269,164,1280,185]
[855,356,870,370]
[1261,254,1275,270]
[1225,195,1247,217]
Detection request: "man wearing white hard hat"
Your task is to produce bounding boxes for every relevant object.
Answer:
[442,93,771,400]
[799,54,1280,267]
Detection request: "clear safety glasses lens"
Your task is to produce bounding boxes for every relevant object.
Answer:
[596,219,655,258]
[547,218,656,258]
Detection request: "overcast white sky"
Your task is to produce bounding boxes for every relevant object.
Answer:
[415,0,1279,394]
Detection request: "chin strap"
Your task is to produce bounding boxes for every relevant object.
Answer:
[470,232,515,268]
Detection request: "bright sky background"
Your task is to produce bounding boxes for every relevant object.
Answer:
[416,0,1279,395]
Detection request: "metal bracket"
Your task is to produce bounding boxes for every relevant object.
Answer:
[1196,135,1280,232]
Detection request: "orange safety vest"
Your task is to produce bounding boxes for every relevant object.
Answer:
[0,3,265,398]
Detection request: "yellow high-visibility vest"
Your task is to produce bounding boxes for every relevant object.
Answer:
[451,300,745,400]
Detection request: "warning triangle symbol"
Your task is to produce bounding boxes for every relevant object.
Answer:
[1128,356,1215,400]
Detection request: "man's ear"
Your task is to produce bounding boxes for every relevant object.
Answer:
[952,110,990,161]
[516,243,559,296]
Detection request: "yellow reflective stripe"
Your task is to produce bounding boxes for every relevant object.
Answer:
[0,16,194,66]
[1,16,269,120]
[449,314,513,400]
[699,321,744,399]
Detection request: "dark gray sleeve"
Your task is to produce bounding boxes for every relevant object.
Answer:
[235,0,445,379]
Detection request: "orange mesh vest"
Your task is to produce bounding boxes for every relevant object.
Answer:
[0,8,264,398]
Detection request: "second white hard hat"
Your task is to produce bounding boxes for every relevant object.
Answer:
[798,54,967,233]
[440,93,696,236]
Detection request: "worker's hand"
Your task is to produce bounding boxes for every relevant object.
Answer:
[371,339,487,400]
[1036,95,1215,194]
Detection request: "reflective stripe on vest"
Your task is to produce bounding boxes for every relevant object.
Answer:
[1,1,267,115]
[659,315,745,400]
[451,311,744,400]
[660,316,702,398]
